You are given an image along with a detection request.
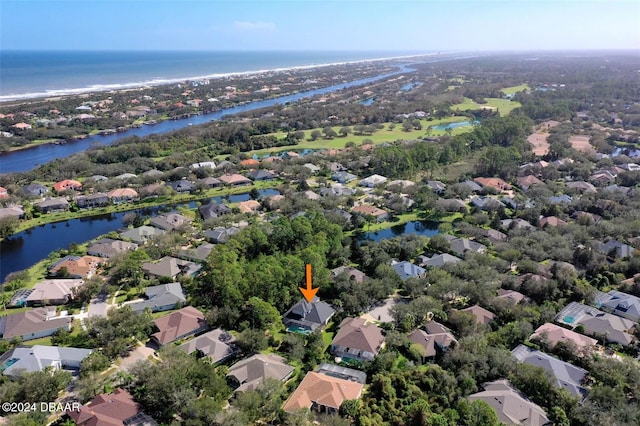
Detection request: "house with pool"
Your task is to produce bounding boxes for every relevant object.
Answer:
[283,297,335,333]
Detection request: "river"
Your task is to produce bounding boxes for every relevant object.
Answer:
[0,66,415,174]
[0,188,280,282]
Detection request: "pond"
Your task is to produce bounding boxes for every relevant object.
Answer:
[359,220,439,242]
[431,120,479,131]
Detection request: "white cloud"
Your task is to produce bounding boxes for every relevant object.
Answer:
[233,21,277,32]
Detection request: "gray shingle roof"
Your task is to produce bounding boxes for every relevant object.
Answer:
[512,344,588,398]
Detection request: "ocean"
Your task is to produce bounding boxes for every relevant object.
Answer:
[0,50,428,101]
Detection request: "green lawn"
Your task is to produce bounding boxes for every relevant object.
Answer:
[23,336,53,346]
[501,84,531,95]
[366,212,419,232]
[451,97,521,116]
[222,116,474,160]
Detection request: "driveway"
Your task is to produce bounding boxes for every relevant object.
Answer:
[88,293,109,318]
[362,297,406,323]
[118,343,157,371]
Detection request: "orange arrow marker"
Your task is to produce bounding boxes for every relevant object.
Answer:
[299,263,319,303]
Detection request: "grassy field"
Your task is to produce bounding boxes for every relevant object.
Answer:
[501,84,531,95]
[451,97,521,116]
[221,116,474,160]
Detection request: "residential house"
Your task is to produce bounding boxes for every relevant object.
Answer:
[566,181,597,194]
[501,218,535,231]
[391,260,426,281]
[240,158,260,168]
[556,302,636,346]
[190,161,216,170]
[304,190,321,201]
[448,237,487,257]
[66,388,157,426]
[130,283,187,313]
[204,227,240,244]
[49,255,103,278]
[0,206,25,220]
[512,344,589,399]
[199,202,231,220]
[219,173,252,186]
[359,174,388,188]
[517,175,544,191]
[326,162,346,173]
[481,228,507,245]
[250,170,276,181]
[548,194,573,205]
[419,253,461,268]
[142,256,201,280]
[351,204,388,222]
[180,328,237,364]
[149,212,192,231]
[435,198,468,213]
[282,371,364,414]
[87,175,108,182]
[330,266,368,283]
[497,289,530,304]
[408,321,458,359]
[315,363,367,384]
[461,305,495,325]
[571,211,602,224]
[318,185,355,197]
[387,180,415,192]
[539,216,567,228]
[0,345,92,378]
[197,177,223,188]
[114,173,137,181]
[22,183,49,197]
[168,179,195,193]
[120,225,166,244]
[330,317,385,362]
[283,297,336,332]
[0,307,71,341]
[303,163,321,174]
[75,192,110,208]
[227,353,294,392]
[596,290,640,323]
[460,180,483,193]
[474,177,513,193]
[176,243,214,262]
[529,323,597,352]
[107,188,139,203]
[470,197,505,210]
[151,306,207,346]
[426,180,447,194]
[593,240,635,259]
[53,179,82,193]
[25,279,84,306]
[36,197,69,213]
[467,380,551,426]
[237,199,261,214]
[142,169,164,180]
[331,171,357,184]
[87,238,138,258]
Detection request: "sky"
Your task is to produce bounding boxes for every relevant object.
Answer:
[2,0,639,52]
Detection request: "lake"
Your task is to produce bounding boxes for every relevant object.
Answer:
[0,188,280,282]
[360,220,439,242]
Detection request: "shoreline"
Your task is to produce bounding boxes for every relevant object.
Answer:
[0,52,439,103]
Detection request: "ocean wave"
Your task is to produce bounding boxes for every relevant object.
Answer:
[0,53,438,102]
